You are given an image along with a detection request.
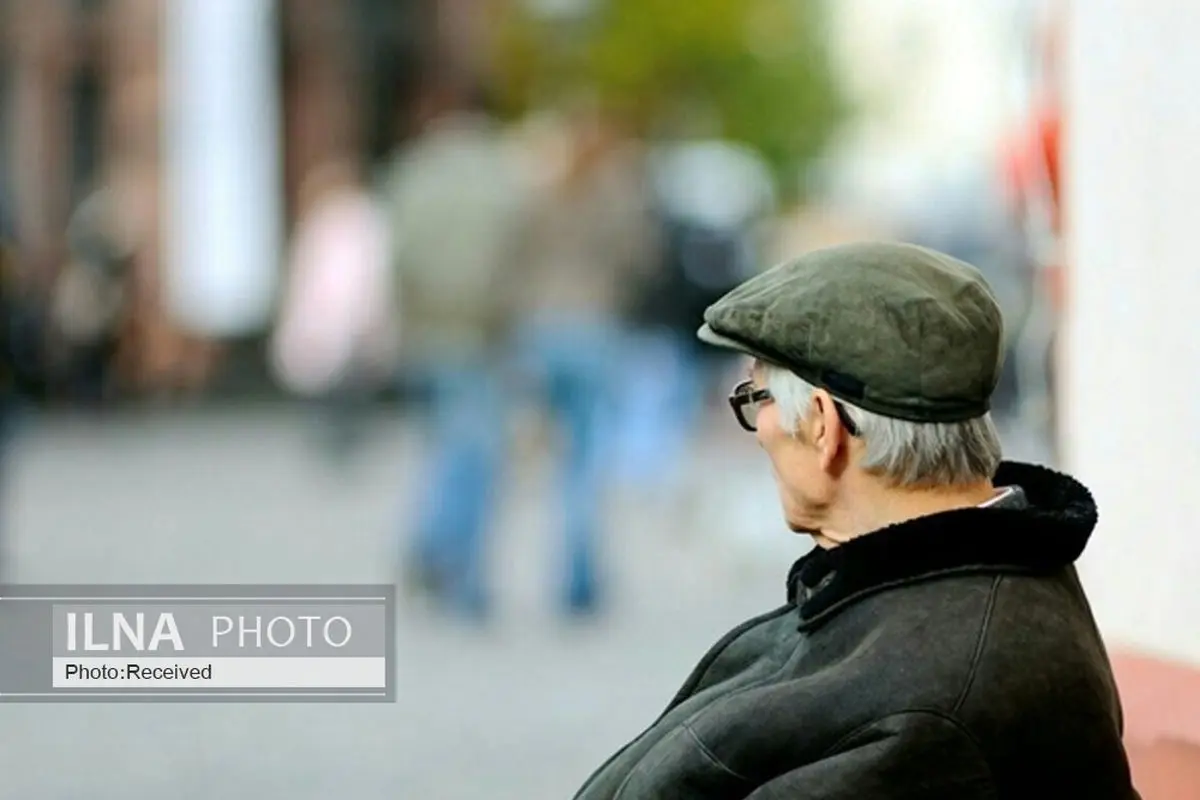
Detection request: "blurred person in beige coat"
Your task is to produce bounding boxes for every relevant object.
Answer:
[378,81,535,621]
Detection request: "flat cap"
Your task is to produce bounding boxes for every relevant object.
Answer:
[697,241,1004,423]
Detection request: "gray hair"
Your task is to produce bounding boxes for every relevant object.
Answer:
[762,364,1003,488]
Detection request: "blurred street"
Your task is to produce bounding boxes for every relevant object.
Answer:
[0,408,1049,800]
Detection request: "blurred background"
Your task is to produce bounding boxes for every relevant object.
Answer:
[1,0,1195,797]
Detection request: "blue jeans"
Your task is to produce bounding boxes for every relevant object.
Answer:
[516,321,621,611]
[615,328,707,488]
[408,363,506,618]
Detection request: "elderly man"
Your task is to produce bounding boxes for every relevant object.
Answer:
[574,242,1137,799]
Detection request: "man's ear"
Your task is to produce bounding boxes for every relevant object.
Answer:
[813,389,847,471]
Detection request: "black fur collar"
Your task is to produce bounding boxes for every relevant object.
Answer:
[787,461,1097,631]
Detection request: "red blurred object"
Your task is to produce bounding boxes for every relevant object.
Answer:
[1001,104,1065,314]
[1002,105,1062,232]
[1112,653,1200,799]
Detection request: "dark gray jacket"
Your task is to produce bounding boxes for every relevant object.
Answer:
[575,462,1139,799]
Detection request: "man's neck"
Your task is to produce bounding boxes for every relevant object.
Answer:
[813,480,998,548]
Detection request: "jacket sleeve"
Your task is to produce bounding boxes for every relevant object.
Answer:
[743,711,997,800]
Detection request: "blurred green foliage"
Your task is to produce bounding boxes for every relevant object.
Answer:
[493,0,848,198]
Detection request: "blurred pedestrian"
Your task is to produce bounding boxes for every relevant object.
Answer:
[619,140,773,499]
[0,202,49,578]
[1002,13,1065,459]
[511,106,660,615]
[48,188,135,406]
[0,225,15,579]
[575,242,1136,799]
[270,158,394,462]
[379,82,533,620]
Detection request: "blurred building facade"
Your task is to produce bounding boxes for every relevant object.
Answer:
[0,0,443,396]
[2,0,853,404]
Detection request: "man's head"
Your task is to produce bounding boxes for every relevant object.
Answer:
[701,242,1006,542]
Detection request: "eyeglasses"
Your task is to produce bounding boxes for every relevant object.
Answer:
[728,379,860,436]
[728,380,773,432]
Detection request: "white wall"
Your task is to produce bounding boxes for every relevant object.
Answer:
[1064,1,1200,666]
